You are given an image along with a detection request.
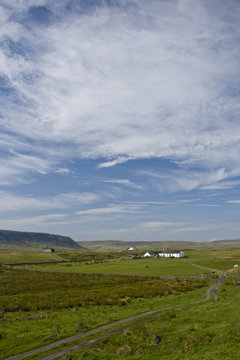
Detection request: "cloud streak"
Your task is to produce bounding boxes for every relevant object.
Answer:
[0,0,240,191]
[0,191,99,212]
[1,0,240,241]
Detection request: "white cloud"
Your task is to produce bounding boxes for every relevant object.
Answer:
[138,221,183,230]
[173,223,226,233]
[139,168,240,193]
[177,198,201,203]
[0,151,53,185]
[123,201,171,205]
[195,204,217,207]
[0,0,240,191]
[103,178,142,190]
[75,204,143,216]
[201,181,240,190]
[98,158,130,168]
[0,213,69,229]
[56,167,70,174]
[135,219,237,237]
[0,191,99,212]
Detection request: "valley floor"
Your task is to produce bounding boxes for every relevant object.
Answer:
[0,248,239,360]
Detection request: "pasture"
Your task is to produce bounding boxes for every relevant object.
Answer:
[0,246,239,359]
[19,257,213,276]
[185,248,240,270]
[0,246,60,264]
[0,266,207,359]
[69,278,240,360]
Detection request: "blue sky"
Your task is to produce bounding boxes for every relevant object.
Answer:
[1,0,240,242]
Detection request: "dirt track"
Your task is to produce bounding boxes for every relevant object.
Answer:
[4,272,225,360]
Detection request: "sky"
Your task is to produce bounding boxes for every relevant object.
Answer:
[0,0,240,242]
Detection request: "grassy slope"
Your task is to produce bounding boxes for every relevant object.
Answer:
[0,249,62,264]
[0,248,239,359]
[64,278,240,360]
[186,248,240,270]
[0,267,207,359]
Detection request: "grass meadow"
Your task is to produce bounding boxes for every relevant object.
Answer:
[0,266,207,359]
[185,248,240,270]
[0,247,239,359]
[0,247,61,264]
[68,278,240,360]
[18,257,213,276]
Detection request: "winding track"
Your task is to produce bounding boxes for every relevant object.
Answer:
[183,259,220,274]
[4,271,226,360]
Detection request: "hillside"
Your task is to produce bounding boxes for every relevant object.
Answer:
[78,239,240,252]
[0,230,82,249]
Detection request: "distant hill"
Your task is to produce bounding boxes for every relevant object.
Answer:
[0,230,82,249]
[78,239,240,252]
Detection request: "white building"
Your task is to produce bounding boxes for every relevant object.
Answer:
[143,252,152,257]
[126,246,138,251]
[158,251,185,258]
[143,251,185,258]
[43,247,55,253]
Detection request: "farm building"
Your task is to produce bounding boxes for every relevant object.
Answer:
[143,252,152,258]
[43,247,55,253]
[143,251,185,258]
[132,254,142,259]
[158,250,185,258]
[126,246,138,251]
[143,252,159,258]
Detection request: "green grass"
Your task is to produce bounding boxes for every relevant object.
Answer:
[58,251,128,262]
[185,248,240,270]
[19,257,213,276]
[0,266,208,359]
[1,248,239,360]
[65,279,240,360]
[0,267,206,312]
[0,249,61,264]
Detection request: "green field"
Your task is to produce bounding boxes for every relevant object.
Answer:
[185,248,240,270]
[58,250,127,261]
[0,266,207,359]
[0,247,61,264]
[68,278,240,360]
[19,258,213,276]
[0,246,240,360]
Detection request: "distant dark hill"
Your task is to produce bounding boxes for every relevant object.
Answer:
[0,230,82,249]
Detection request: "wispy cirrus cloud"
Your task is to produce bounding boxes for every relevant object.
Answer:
[0,213,69,230]
[75,203,144,216]
[0,0,240,191]
[138,221,183,230]
[103,179,143,190]
[139,168,239,193]
[0,191,99,212]
[1,0,240,241]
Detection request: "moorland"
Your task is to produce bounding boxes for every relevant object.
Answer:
[0,242,240,360]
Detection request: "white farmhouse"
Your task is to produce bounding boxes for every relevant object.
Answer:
[143,252,152,258]
[143,250,185,258]
[126,246,138,251]
[158,251,184,258]
[43,247,55,253]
